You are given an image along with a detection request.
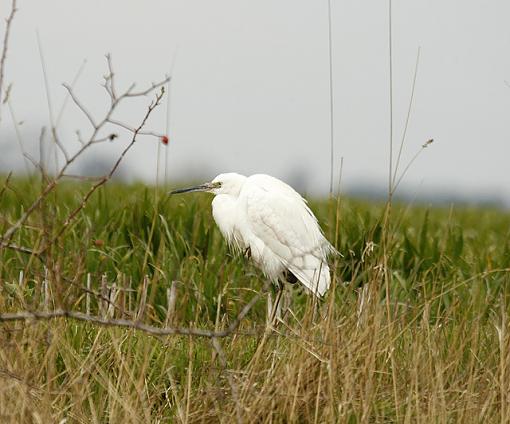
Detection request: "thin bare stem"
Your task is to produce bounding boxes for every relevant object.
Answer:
[105,53,118,101]
[388,0,394,197]
[0,0,17,114]
[37,31,60,173]
[124,76,171,97]
[62,83,98,128]
[6,97,32,174]
[107,117,165,138]
[392,47,421,189]
[55,59,87,126]
[327,0,335,196]
[392,139,434,193]
[1,243,36,255]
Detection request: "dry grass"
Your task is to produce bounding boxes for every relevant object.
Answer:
[1,181,510,422]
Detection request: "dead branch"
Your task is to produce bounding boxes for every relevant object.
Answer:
[107,117,165,138]
[43,87,166,250]
[104,53,118,102]
[0,57,169,252]
[124,77,171,97]
[62,83,98,128]
[1,243,36,256]
[0,0,17,110]
[0,283,268,339]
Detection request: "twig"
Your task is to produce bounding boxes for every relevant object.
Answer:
[1,243,36,256]
[107,117,165,138]
[0,281,271,339]
[388,0,394,198]
[6,97,32,174]
[327,0,335,196]
[105,53,118,101]
[0,66,168,253]
[392,139,434,192]
[62,83,98,128]
[37,31,59,173]
[0,0,17,111]
[56,59,87,126]
[43,87,166,249]
[124,77,171,97]
[391,47,421,191]
[0,310,236,338]
[0,303,248,339]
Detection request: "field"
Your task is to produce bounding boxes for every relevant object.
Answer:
[1,177,510,423]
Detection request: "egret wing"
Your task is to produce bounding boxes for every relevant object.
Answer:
[242,178,332,296]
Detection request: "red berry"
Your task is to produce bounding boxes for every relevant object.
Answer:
[94,239,104,247]
[161,135,169,145]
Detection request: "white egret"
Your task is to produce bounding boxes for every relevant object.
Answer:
[171,173,336,317]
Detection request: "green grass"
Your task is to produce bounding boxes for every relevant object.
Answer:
[1,176,510,422]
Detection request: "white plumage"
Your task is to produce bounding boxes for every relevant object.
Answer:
[171,173,336,297]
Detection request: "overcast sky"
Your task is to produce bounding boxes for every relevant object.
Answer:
[1,1,509,204]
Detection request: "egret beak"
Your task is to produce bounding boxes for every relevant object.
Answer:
[169,183,214,195]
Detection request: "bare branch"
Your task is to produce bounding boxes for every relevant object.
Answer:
[62,83,98,128]
[90,134,118,144]
[0,309,219,337]
[392,138,434,193]
[124,76,171,97]
[1,243,37,255]
[56,59,87,126]
[0,0,17,109]
[51,127,70,162]
[391,47,421,190]
[0,296,261,339]
[105,53,117,101]
[0,279,270,340]
[23,152,47,180]
[107,118,165,138]
[1,58,172,258]
[43,88,166,249]
[2,82,11,104]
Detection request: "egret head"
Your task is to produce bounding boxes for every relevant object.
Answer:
[170,173,247,197]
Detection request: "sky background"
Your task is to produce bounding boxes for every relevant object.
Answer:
[1,1,510,205]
